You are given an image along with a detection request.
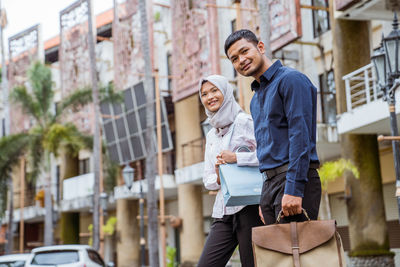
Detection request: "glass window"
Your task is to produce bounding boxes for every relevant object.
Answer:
[12,261,25,267]
[312,0,330,38]
[167,53,172,91]
[319,70,337,125]
[1,118,5,137]
[31,251,79,265]
[79,158,90,175]
[87,250,105,266]
[0,261,25,267]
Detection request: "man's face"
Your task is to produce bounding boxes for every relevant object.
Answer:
[227,38,266,78]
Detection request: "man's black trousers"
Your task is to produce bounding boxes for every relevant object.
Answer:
[260,168,322,225]
[197,204,263,267]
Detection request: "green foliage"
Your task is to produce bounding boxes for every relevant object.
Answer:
[166,246,178,267]
[57,87,92,115]
[154,11,161,22]
[87,216,117,246]
[318,158,359,191]
[88,224,93,246]
[100,82,124,105]
[10,85,42,124]
[28,61,54,120]
[103,143,119,192]
[0,134,30,217]
[103,216,117,235]
[44,123,88,157]
[350,240,394,257]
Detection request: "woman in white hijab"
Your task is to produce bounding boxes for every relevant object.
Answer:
[198,75,263,267]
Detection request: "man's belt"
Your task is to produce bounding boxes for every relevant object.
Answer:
[262,162,320,181]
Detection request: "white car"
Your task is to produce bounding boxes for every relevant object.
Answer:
[0,253,30,267]
[24,245,113,267]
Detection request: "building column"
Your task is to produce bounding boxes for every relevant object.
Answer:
[178,184,204,266]
[116,199,140,267]
[60,152,79,244]
[331,1,394,265]
[175,94,205,265]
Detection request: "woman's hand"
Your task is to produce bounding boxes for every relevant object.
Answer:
[216,150,237,164]
[215,162,221,185]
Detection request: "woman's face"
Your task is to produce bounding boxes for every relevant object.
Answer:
[201,81,224,112]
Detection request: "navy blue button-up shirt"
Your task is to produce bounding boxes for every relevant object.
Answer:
[250,60,319,197]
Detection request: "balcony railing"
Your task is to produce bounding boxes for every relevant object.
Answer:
[181,137,206,167]
[343,63,383,112]
[63,172,94,200]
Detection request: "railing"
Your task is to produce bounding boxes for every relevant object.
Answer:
[343,63,383,112]
[181,137,206,167]
[63,172,94,200]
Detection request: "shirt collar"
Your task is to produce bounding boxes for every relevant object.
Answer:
[251,60,283,91]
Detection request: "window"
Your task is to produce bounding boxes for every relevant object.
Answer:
[319,70,337,124]
[1,118,5,137]
[31,251,79,265]
[312,0,330,38]
[79,158,90,175]
[87,250,105,266]
[56,165,61,203]
[167,53,172,91]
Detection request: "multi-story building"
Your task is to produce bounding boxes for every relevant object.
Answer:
[1,0,400,266]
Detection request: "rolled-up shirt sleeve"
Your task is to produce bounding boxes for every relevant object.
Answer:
[203,138,221,191]
[235,115,259,167]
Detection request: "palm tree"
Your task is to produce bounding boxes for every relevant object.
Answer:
[139,0,160,265]
[1,61,93,246]
[318,159,359,220]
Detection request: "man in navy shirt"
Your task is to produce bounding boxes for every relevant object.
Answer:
[224,29,321,224]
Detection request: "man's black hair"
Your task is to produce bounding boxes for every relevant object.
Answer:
[224,29,259,57]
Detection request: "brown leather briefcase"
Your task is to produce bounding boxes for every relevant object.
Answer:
[252,211,346,267]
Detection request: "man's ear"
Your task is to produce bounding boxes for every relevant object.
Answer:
[257,41,266,54]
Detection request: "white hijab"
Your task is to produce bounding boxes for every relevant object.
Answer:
[199,75,242,129]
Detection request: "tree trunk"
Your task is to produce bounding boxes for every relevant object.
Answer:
[257,0,272,58]
[331,6,393,263]
[87,0,101,251]
[44,152,53,246]
[139,0,160,266]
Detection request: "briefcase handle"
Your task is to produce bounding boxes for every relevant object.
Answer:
[276,208,311,223]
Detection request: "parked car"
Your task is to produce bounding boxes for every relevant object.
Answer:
[24,245,113,267]
[0,253,30,267]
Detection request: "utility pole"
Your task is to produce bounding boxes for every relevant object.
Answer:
[0,1,12,254]
[87,0,101,251]
[257,0,272,58]
[139,0,160,266]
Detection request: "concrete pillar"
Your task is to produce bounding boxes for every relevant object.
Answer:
[331,1,393,265]
[207,0,221,75]
[116,199,140,267]
[175,94,203,168]
[175,94,205,265]
[178,184,204,266]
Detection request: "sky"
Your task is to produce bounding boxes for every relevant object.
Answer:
[2,0,113,52]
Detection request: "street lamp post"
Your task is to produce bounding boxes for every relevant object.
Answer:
[122,165,145,267]
[372,13,400,222]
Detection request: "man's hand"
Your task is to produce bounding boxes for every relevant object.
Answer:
[216,150,237,164]
[259,206,265,224]
[281,194,302,217]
